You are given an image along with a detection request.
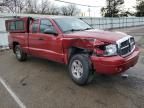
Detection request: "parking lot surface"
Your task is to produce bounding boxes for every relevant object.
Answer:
[0,27,144,108]
[0,82,19,108]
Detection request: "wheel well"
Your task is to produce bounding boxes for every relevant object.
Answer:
[13,42,19,53]
[68,47,94,73]
[68,47,92,61]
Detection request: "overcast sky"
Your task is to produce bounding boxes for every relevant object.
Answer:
[50,0,136,17]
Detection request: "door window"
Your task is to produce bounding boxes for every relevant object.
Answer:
[40,19,54,33]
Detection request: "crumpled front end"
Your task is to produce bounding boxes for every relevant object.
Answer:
[90,35,140,75]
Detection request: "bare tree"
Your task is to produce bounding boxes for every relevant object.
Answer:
[2,0,25,13]
[17,0,25,13]
[0,0,5,11]
[0,0,12,12]
[40,0,49,14]
[39,0,60,15]
[39,0,50,14]
[61,6,68,15]
[61,4,80,16]
[46,4,60,15]
[24,0,60,15]
[0,0,8,6]
[0,0,73,15]
[24,0,38,13]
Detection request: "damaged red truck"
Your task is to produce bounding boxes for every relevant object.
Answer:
[5,16,140,85]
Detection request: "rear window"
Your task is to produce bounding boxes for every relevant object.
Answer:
[8,22,15,30]
[6,20,25,31]
[15,21,24,30]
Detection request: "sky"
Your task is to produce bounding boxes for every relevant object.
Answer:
[49,0,137,17]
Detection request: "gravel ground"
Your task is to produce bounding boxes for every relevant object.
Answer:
[0,27,144,108]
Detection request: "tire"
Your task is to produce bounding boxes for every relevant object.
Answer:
[15,45,27,61]
[68,54,92,85]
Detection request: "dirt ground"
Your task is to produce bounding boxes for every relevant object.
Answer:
[0,27,144,108]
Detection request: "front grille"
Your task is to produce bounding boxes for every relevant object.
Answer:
[118,37,135,56]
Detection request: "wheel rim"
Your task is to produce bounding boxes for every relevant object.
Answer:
[71,60,83,79]
[15,47,21,59]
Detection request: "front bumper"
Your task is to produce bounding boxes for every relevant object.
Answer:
[91,48,140,75]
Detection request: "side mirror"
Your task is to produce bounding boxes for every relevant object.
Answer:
[44,28,58,35]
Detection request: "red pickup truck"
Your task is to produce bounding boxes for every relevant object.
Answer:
[5,16,139,85]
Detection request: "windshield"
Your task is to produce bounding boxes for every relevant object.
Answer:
[53,18,92,33]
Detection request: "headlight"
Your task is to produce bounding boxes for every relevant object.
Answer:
[104,44,117,56]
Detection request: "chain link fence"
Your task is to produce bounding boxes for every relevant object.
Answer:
[80,17,144,29]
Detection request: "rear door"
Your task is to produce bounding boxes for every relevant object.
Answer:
[29,18,64,63]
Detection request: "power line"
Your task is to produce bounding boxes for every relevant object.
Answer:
[54,0,103,7]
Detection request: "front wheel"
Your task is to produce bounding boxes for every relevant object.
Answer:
[15,45,27,61]
[68,54,92,85]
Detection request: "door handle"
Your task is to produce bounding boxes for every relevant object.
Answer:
[38,38,44,40]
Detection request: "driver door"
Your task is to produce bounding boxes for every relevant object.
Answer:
[29,19,64,63]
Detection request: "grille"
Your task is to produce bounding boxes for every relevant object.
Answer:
[118,37,135,56]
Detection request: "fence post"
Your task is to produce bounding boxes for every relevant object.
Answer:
[99,18,100,29]
[91,17,92,27]
[133,18,134,27]
[111,17,113,29]
[126,17,127,28]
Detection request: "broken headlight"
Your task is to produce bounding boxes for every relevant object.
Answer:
[104,44,117,56]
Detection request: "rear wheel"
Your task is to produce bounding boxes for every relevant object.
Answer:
[68,54,92,85]
[15,45,27,61]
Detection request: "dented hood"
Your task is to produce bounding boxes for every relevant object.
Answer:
[63,29,128,43]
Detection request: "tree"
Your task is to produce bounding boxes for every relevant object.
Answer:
[25,0,60,15]
[135,0,144,16]
[46,4,60,15]
[0,0,5,11]
[61,4,80,16]
[40,0,50,14]
[120,9,134,17]
[0,0,80,16]
[2,0,25,13]
[0,0,9,7]
[0,0,60,15]
[24,0,38,14]
[0,0,12,12]
[101,0,124,17]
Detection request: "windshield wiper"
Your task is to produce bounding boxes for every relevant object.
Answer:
[63,29,83,33]
[83,28,93,30]
[63,28,93,33]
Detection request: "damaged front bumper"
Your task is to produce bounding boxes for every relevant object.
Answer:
[91,48,140,75]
